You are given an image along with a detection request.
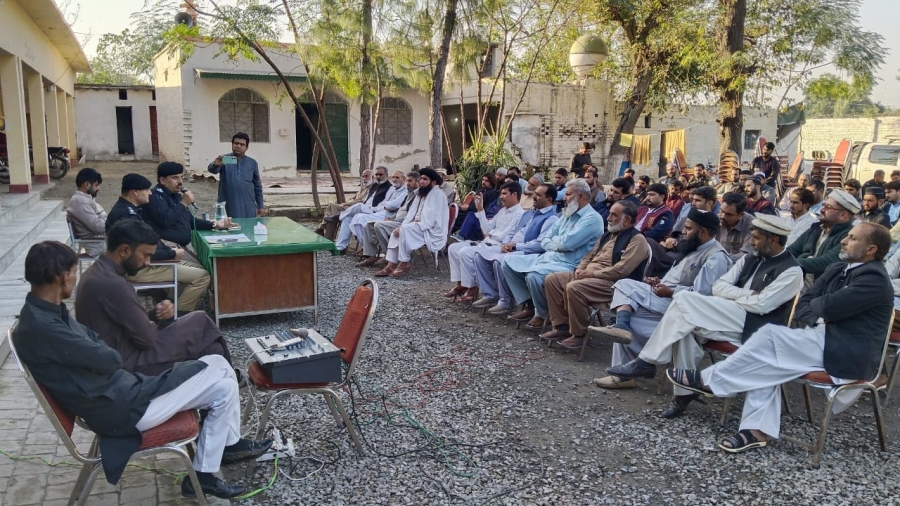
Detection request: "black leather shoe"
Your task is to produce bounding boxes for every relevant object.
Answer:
[181,475,247,499]
[221,438,273,466]
[607,358,657,379]
[659,394,699,419]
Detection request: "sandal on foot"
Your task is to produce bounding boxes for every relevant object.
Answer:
[558,336,584,350]
[539,329,572,341]
[719,429,767,453]
[665,368,714,397]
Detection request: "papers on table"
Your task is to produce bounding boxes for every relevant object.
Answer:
[206,234,251,244]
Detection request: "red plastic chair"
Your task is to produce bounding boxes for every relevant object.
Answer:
[240,279,379,455]
[7,325,206,505]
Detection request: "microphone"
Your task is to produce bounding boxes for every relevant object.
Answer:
[181,187,199,211]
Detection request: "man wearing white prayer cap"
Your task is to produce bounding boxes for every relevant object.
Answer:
[601,214,804,421]
[667,222,893,455]
[786,189,859,286]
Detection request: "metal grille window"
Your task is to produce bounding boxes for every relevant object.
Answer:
[376,97,412,145]
[218,88,270,143]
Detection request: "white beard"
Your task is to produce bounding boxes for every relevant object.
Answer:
[608,223,624,233]
[563,199,579,217]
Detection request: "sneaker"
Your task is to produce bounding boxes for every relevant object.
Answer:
[472,296,498,308]
[593,375,636,389]
[588,325,633,345]
[487,304,509,315]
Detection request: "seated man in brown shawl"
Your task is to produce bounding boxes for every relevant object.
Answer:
[76,220,237,378]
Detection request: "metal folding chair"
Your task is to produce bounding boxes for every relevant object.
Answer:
[413,203,458,271]
[781,311,895,467]
[241,279,379,455]
[7,325,206,505]
[129,260,179,319]
[65,214,104,279]
[705,293,800,426]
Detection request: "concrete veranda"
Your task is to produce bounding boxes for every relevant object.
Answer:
[0,357,233,505]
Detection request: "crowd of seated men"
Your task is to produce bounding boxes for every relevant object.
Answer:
[350,162,897,456]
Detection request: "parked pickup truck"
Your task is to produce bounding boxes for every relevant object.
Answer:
[848,138,900,183]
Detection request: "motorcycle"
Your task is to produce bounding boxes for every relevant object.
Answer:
[0,132,70,184]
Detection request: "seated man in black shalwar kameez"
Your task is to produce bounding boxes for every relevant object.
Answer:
[75,220,237,378]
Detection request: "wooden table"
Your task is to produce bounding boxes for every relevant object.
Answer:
[192,217,338,324]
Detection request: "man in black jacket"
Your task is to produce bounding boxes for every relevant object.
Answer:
[142,162,231,249]
[13,241,271,497]
[106,173,210,313]
[666,222,893,454]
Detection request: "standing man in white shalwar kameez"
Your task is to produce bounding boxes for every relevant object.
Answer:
[501,179,604,329]
[375,168,449,278]
[608,214,803,417]
[667,222,893,454]
[443,182,525,302]
[593,208,732,389]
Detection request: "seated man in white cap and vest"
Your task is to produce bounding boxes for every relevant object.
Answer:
[604,214,804,418]
[591,208,732,388]
[786,188,860,288]
[666,222,893,454]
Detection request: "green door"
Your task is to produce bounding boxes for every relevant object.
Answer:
[323,103,350,172]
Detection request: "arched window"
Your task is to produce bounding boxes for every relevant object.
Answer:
[376,97,412,145]
[218,88,270,143]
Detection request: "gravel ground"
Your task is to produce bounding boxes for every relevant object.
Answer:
[206,239,900,506]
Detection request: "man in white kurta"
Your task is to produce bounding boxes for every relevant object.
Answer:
[375,169,449,278]
[622,215,804,417]
[783,187,817,247]
[444,182,525,301]
[356,173,419,267]
[336,167,406,251]
[667,222,894,454]
[501,179,604,329]
[594,209,732,389]
[346,170,408,248]
[473,186,560,313]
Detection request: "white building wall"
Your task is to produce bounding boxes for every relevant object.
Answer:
[0,0,77,95]
[154,48,185,165]
[74,88,156,161]
[154,43,433,177]
[355,88,431,172]
[629,105,777,176]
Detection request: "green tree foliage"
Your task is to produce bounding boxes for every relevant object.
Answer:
[76,0,184,85]
[802,74,886,118]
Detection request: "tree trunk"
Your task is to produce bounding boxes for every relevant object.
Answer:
[717,0,747,156]
[429,0,458,169]
[360,102,371,175]
[310,117,321,210]
[359,0,373,174]
[605,50,654,177]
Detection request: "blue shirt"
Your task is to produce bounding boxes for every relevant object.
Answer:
[208,154,264,218]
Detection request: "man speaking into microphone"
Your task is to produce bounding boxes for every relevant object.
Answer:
[143,162,232,254]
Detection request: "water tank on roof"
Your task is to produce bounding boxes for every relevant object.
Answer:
[569,35,609,78]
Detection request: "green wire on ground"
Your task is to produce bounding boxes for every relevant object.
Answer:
[234,455,278,500]
[0,448,185,479]
[353,375,480,478]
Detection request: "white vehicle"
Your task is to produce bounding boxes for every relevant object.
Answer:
[849,138,900,183]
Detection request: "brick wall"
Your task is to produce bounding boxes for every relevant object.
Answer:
[799,117,900,156]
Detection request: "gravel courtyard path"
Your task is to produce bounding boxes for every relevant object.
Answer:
[217,246,900,505]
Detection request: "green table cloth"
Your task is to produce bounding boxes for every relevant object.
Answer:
[192,217,338,272]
